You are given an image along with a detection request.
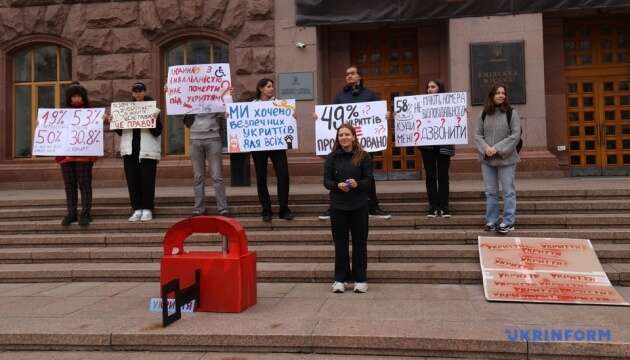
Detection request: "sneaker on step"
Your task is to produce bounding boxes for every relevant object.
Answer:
[78,214,91,226]
[128,210,142,222]
[369,207,391,219]
[484,223,497,232]
[426,208,438,218]
[279,209,294,220]
[496,223,515,234]
[219,208,230,217]
[353,282,368,293]
[440,209,451,218]
[140,209,153,221]
[61,214,77,226]
[318,209,331,220]
[332,281,345,293]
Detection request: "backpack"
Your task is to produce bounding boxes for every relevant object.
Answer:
[482,108,523,153]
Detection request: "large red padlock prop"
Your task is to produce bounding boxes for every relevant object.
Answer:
[160,216,256,313]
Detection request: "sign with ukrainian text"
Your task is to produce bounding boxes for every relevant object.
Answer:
[226,100,298,152]
[166,63,231,115]
[315,100,387,155]
[109,101,158,129]
[394,92,468,147]
[479,236,629,305]
[32,108,105,156]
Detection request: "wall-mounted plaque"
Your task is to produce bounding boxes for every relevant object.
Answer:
[278,72,314,100]
[470,41,526,105]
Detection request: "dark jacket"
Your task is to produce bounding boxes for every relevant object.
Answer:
[324,148,373,210]
[114,95,163,157]
[333,85,379,104]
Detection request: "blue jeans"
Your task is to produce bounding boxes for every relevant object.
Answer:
[481,163,516,225]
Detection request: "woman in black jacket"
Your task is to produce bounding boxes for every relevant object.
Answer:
[324,123,372,294]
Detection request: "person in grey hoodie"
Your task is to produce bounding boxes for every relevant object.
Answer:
[183,105,229,216]
[474,83,521,234]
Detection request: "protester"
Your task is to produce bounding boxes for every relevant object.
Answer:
[421,80,455,218]
[319,65,390,220]
[324,124,372,293]
[107,82,162,222]
[474,83,521,234]
[56,83,97,226]
[251,78,293,222]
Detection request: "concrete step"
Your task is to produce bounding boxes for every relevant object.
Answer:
[0,262,628,285]
[0,282,628,358]
[2,244,630,264]
[1,214,630,234]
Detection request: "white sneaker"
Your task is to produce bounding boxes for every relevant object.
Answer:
[128,210,142,222]
[353,282,368,293]
[140,209,153,221]
[332,281,345,293]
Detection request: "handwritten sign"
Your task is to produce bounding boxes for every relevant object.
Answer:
[32,108,104,156]
[479,236,629,305]
[315,100,387,155]
[394,92,468,147]
[166,63,231,115]
[148,298,195,313]
[110,101,158,129]
[227,100,298,153]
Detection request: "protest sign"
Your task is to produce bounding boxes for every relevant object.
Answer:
[479,236,629,305]
[315,100,387,155]
[32,108,105,156]
[394,92,468,147]
[227,99,298,152]
[166,63,231,115]
[110,101,158,130]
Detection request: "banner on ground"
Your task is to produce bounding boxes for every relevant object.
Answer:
[109,101,158,129]
[315,100,388,155]
[478,236,629,305]
[32,108,105,156]
[394,92,468,147]
[226,99,298,152]
[166,63,231,115]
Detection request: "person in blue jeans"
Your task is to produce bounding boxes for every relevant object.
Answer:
[474,83,521,234]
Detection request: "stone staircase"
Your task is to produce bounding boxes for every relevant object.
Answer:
[0,184,629,359]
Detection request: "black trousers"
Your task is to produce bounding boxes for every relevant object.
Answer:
[421,149,451,210]
[367,153,379,210]
[60,162,93,216]
[331,206,369,283]
[252,150,290,215]
[123,155,158,210]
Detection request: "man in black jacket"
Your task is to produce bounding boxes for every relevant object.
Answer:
[319,65,391,220]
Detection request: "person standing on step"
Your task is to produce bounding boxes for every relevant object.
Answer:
[250,78,294,222]
[475,83,521,234]
[182,95,229,217]
[319,65,390,220]
[421,80,454,218]
[325,124,372,294]
[57,83,97,227]
[106,82,162,222]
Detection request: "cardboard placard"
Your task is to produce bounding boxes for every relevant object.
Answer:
[227,99,298,152]
[32,108,105,156]
[110,101,158,129]
[166,63,231,115]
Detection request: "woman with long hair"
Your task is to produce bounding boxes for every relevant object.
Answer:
[324,124,372,293]
[474,83,521,234]
[421,80,454,218]
[251,78,293,222]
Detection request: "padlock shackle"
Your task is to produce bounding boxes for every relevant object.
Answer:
[163,216,248,257]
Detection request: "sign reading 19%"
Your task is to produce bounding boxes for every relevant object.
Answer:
[32,108,105,156]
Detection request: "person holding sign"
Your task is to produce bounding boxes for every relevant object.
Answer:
[474,83,521,234]
[251,78,293,222]
[325,124,372,294]
[319,65,390,220]
[107,82,162,222]
[56,83,97,226]
[421,80,455,218]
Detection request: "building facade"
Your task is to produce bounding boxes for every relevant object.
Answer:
[0,0,629,185]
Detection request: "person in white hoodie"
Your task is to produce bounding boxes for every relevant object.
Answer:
[107,82,162,222]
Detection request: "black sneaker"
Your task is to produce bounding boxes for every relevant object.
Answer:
[279,209,294,220]
[61,214,77,226]
[440,209,451,218]
[484,223,497,232]
[496,223,515,234]
[318,209,331,220]
[369,207,391,219]
[78,214,92,226]
[426,208,438,218]
[262,211,273,222]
